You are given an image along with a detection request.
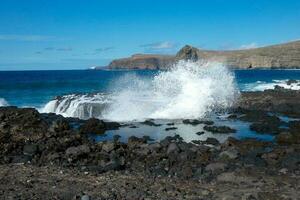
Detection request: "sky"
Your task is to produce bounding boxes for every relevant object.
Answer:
[0,0,299,70]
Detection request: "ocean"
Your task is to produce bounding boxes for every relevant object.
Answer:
[1,62,300,142]
[1,68,300,109]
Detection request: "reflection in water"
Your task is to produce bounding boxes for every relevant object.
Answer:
[91,115,275,143]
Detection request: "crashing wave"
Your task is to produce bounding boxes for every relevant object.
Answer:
[243,79,300,91]
[41,60,239,121]
[0,98,9,107]
[41,93,112,119]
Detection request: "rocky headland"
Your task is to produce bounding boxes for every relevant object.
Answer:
[0,86,300,199]
[106,40,300,70]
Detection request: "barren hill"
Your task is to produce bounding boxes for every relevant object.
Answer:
[107,41,300,69]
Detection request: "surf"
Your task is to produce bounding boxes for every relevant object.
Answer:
[42,60,239,121]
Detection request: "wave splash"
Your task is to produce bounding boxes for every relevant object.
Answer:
[104,60,238,121]
[0,98,9,107]
[41,93,112,119]
[42,60,239,121]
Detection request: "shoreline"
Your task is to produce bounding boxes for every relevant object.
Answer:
[0,88,300,199]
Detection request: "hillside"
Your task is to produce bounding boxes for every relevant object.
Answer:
[108,54,175,70]
[107,41,300,69]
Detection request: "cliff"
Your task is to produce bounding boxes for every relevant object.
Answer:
[108,41,300,69]
[108,54,175,70]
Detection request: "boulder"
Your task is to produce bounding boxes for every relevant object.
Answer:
[101,142,115,153]
[23,144,39,156]
[167,143,180,155]
[65,145,90,158]
[219,148,239,160]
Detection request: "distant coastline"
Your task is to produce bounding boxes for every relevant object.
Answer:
[95,40,300,70]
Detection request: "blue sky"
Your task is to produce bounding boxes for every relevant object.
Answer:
[0,0,299,70]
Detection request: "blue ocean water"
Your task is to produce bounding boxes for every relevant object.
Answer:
[1,69,300,108]
[1,68,300,142]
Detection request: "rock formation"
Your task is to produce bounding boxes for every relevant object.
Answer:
[107,41,300,69]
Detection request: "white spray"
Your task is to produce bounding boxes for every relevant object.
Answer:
[0,98,9,107]
[103,60,239,121]
[42,60,238,121]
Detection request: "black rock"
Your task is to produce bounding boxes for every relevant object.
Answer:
[79,118,105,135]
[204,137,220,145]
[203,125,236,134]
[141,120,161,126]
[196,131,205,135]
[183,119,213,125]
[23,144,39,156]
[165,127,178,131]
[286,79,298,85]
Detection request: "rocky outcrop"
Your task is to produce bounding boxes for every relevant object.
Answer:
[176,41,300,69]
[108,41,300,69]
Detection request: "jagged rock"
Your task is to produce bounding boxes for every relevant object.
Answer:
[101,142,115,153]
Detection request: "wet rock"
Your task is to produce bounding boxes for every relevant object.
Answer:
[128,136,146,148]
[203,125,236,133]
[142,135,154,142]
[105,121,121,130]
[165,127,177,131]
[227,114,237,119]
[204,137,220,146]
[195,131,205,136]
[274,85,285,91]
[113,135,121,142]
[141,120,161,126]
[286,79,298,85]
[80,118,105,135]
[249,115,282,134]
[166,122,175,126]
[182,119,214,125]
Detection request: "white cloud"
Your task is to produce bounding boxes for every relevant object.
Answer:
[140,41,176,50]
[239,42,258,49]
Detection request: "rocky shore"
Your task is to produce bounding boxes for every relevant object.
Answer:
[1,88,300,199]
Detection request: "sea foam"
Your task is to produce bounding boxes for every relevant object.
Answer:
[0,98,9,107]
[42,60,239,121]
